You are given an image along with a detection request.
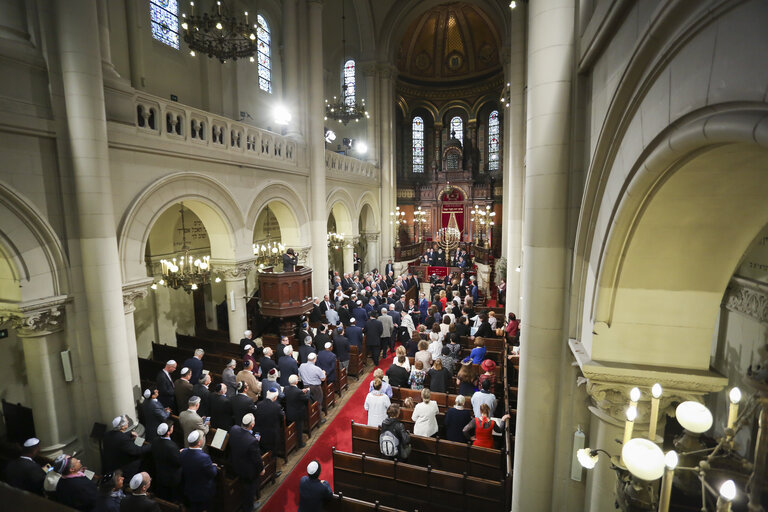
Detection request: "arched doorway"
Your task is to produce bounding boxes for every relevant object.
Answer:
[358,202,378,272]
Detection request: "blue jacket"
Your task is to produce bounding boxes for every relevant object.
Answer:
[182,356,203,387]
[277,355,299,386]
[345,325,363,347]
[352,307,369,325]
[419,298,429,320]
[298,476,333,512]
[316,350,337,383]
[228,425,263,481]
[179,448,217,504]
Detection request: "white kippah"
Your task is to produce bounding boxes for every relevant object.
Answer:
[112,416,124,428]
[156,423,169,436]
[181,367,190,375]
[187,430,201,444]
[23,438,39,448]
[244,344,252,351]
[129,473,144,490]
[307,461,320,476]
[284,346,293,356]
[324,342,332,349]
[143,389,151,399]
[242,413,255,425]
[167,360,176,366]
[308,353,317,361]
[350,318,355,323]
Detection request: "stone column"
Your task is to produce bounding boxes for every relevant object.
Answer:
[504,3,526,314]
[379,65,396,266]
[512,0,575,510]
[342,242,355,275]
[123,0,146,89]
[307,0,329,298]
[123,279,153,399]
[219,262,254,344]
[362,233,380,273]
[9,299,76,456]
[360,61,379,165]
[55,0,135,421]
[282,0,302,139]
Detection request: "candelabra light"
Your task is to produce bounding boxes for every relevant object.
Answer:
[152,203,211,293]
[181,2,258,63]
[414,206,428,243]
[390,207,406,247]
[252,240,285,268]
[469,204,496,247]
[327,231,345,250]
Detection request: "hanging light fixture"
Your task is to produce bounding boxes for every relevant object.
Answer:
[181,1,257,63]
[156,203,211,293]
[324,0,369,125]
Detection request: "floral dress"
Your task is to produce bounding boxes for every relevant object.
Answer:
[408,368,427,390]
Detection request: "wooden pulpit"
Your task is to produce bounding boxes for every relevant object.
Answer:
[258,266,314,317]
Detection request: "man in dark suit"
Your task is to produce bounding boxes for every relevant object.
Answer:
[319,295,332,315]
[345,318,363,348]
[259,347,277,378]
[298,335,317,364]
[240,330,254,352]
[209,383,234,430]
[298,460,333,512]
[313,326,331,353]
[182,348,204,386]
[150,423,181,502]
[284,375,310,447]
[231,381,258,426]
[123,472,161,512]
[155,360,177,409]
[254,390,285,455]
[228,414,265,511]
[352,301,369,326]
[102,415,151,478]
[385,259,394,276]
[2,437,45,495]
[174,367,194,413]
[53,455,98,512]
[316,342,337,384]
[283,248,298,272]
[332,326,351,372]
[364,312,383,366]
[180,431,218,512]
[142,387,170,442]
[278,345,299,386]
[309,298,322,323]
[338,301,352,326]
[192,373,212,417]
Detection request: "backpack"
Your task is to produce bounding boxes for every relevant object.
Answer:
[379,429,400,458]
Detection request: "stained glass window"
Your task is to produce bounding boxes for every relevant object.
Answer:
[488,110,500,171]
[257,15,272,93]
[150,0,179,49]
[413,116,425,173]
[450,116,463,146]
[344,60,356,109]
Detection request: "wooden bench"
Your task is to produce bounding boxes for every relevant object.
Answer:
[347,344,367,378]
[331,449,510,512]
[336,360,349,395]
[390,387,473,414]
[349,422,509,481]
[176,333,242,358]
[326,492,411,512]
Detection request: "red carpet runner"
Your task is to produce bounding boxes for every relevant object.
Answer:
[260,351,395,512]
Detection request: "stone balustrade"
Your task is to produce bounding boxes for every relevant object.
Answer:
[325,150,379,182]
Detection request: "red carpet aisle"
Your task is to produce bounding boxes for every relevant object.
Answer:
[260,351,395,512]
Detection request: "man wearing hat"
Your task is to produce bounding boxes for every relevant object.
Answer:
[316,342,338,385]
[284,374,310,447]
[237,360,262,402]
[278,345,299,386]
[179,396,209,448]
[228,413,265,511]
[364,311,383,366]
[312,324,331,353]
[379,307,394,359]
[122,472,160,512]
[261,367,283,401]
[53,454,98,511]
[231,381,258,426]
[337,300,352,327]
[150,422,181,502]
[174,367,194,413]
[298,460,333,512]
[209,383,234,430]
[345,317,363,348]
[142,387,170,442]
[471,378,498,419]
[2,437,45,495]
[351,299,368,326]
[298,353,326,418]
[254,389,284,456]
[102,415,151,478]
[298,335,317,364]
[155,360,177,410]
[180,430,217,512]
[222,358,238,397]
[332,324,351,372]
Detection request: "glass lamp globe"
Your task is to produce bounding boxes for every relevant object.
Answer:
[675,401,713,433]
[621,438,665,481]
[576,448,598,469]
[719,479,736,501]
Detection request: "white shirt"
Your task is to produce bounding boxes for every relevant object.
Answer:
[412,400,439,437]
[364,392,391,427]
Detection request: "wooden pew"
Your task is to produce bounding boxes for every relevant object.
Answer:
[347,344,367,378]
[306,398,321,436]
[335,360,348,395]
[176,333,242,358]
[277,415,299,463]
[332,449,510,512]
[390,387,472,414]
[349,422,509,481]
[326,492,411,512]
[322,380,336,413]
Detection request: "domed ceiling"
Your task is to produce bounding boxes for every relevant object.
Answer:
[397,2,502,84]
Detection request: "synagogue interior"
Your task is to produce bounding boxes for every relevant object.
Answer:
[0,0,767,511]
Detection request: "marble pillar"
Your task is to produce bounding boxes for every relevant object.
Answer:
[123,0,146,89]
[360,61,379,165]
[282,0,301,139]
[220,263,253,344]
[123,279,152,400]
[55,0,135,421]
[342,244,355,275]
[512,0,575,510]
[308,0,329,298]
[379,65,396,266]
[362,233,380,273]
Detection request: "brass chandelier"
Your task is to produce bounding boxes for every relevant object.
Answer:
[153,203,212,293]
[181,1,257,63]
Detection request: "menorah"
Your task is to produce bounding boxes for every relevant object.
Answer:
[437,213,461,252]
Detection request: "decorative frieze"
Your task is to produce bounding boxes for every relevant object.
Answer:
[122,278,154,314]
[217,261,256,281]
[0,296,69,337]
[724,276,768,324]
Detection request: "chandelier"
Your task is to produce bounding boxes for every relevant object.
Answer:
[181,1,257,63]
[324,1,369,125]
[153,203,211,293]
[470,204,496,246]
[253,241,285,269]
[328,232,345,250]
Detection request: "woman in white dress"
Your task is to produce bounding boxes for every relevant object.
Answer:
[364,378,391,427]
[412,388,440,437]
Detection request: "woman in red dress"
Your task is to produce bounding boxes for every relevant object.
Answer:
[462,403,511,449]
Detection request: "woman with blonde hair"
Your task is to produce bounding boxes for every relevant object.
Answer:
[412,388,440,437]
[463,403,510,448]
[408,360,427,390]
[364,378,391,427]
[414,340,432,369]
[368,368,393,398]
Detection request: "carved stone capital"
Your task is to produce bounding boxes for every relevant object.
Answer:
[123,278,154,314]
[297,247,310,265]
[0,296,70,337]
[724,276,768,324]
[217,261,255,281]
[362,232,380,242]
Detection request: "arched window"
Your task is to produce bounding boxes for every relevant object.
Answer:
[488,110,500,171]
[343,60,356,109]
[256,15,272,93]
[412,116,425,173]
[150,0,179,49]
[450,116,463,146]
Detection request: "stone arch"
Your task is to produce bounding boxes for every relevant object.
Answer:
[0,184,68,303]
[246,182,310,248]
[326,187,357,237]
[356,191,380,233]
[118,173,245,283]
[584,107,768,370]
[438,101,473,126]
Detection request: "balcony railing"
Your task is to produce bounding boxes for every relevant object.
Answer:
[325,150,379,182]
